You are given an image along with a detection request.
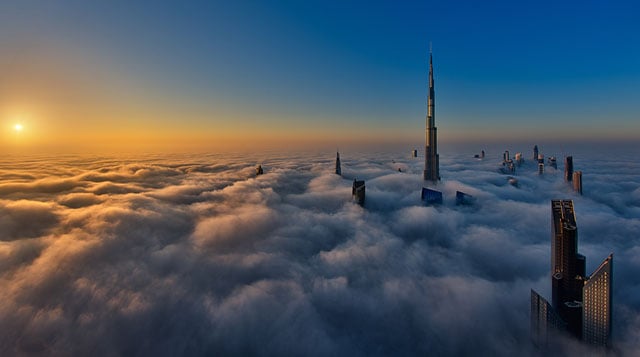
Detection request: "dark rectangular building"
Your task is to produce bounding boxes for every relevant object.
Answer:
[564,156,573,182]
[551,199,585,339]
[352,179,365,205]
[421,187,443,205]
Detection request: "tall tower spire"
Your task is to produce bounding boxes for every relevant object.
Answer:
[423,46,440,182]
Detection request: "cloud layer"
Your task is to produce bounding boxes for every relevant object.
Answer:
[0,146,638,356]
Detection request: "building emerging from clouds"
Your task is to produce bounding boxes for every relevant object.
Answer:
[421,187,442,205]
[352,179,365,205]
[335,151,342,175]
[582,254,613,347]
[531,290,567,347]
[423,49,439,182]
[573,171,582,195]
[531,200,613,349]
[550,200,585,338]
[564,156,573,182]
[455,191,475,206]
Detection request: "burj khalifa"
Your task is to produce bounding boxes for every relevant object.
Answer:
[423,48,440,182]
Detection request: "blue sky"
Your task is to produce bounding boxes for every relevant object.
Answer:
[1,0,639,150]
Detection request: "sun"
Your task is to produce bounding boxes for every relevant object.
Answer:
[14,123,23,132]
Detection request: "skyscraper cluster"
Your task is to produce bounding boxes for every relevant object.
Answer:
[531,200,612,349]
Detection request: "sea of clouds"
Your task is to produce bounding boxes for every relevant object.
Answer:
[0,144,638,356]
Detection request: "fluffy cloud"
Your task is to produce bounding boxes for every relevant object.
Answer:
[0,200,60,240]
[0,147,638,356]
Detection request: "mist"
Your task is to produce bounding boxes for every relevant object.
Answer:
[0,145,638,356]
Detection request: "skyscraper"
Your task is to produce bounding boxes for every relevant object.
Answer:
[352,179,365,205]
[573,171,582,195]
[335,151,341,175]
[423,48,440,182]
[531,200,613,349]
[551,200,585,339]
[565,156,574,182]
[583,254,613,347]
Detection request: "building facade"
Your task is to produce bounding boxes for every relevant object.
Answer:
[583,254,613,347]
[531,289,567,347]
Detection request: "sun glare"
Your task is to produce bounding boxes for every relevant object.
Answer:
[14,123,23,132]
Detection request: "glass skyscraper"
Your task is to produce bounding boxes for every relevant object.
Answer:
[582,254,613,347]
[531,200,612,349]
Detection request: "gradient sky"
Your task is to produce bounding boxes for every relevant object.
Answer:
[1,0,639,152]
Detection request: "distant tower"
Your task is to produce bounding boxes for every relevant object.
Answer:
[515,152,523,165]
[256,165,264,176]
[538,153,545,174]
[533,145,539,161]
[335,151,342,175]
[565,156,574,182]
[423,47,440,182]
[573,171,583,195]
[352,179,365,205]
